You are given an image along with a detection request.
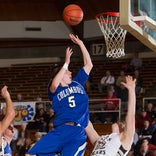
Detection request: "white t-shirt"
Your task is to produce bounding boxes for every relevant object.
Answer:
[91,133,129,156]
[100,76,115,85]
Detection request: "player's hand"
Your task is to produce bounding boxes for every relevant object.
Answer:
[69,34,83,45]
[1,86,11,100]
[65,47,73,64]
[121,76,136,91]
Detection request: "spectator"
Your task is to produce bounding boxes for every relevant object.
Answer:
[146,102,156,122]
[35,95,44,114]
[16,93,23,102]
[101,88,119,111]
[34,132,42,142]
[108,84,118,96]
[136,110,152,131]
[138,120,153,142]
[116,70,126,89]
[35,95,42,102]
[130,52,143,72]
[17,123,28,150]
[135,138,156,156]
[30,132,42,148]
[34,108,48,132]
[18,137,32,156]
[100,87,119,123]
[48,122,54,132]
[134,70,144,95]
[47,108,55,132]
[98,70,115,93]
[117,83,128,113]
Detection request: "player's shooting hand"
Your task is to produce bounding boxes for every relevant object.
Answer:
[65,47,73,64]
[121,75,136,91]
[1,86,11,100]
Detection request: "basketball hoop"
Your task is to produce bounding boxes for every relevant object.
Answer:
[96,12,127,58]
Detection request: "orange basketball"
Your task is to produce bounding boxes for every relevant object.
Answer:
[63,4,83,26]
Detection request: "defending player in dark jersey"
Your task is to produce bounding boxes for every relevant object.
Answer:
[85,76,136,156]
[26,34,93,156]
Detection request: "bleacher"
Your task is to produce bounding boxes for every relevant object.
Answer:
[0,58,156,102]
[0,63,52,101]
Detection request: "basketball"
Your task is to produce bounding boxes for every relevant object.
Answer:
[63,4,83,26]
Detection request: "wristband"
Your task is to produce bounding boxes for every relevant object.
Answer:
[63,63,68,70]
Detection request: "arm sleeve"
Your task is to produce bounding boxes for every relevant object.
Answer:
[73,68,89,86]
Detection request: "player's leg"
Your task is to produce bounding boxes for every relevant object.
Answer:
[60,125,87,156]
[61,141,87,156]
[26,128,61,155]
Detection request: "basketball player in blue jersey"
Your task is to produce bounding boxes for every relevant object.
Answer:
[26,34,93,156]
[0,86,15,156]
[85,76,136,156]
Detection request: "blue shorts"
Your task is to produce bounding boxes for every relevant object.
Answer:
[26,124,87,156]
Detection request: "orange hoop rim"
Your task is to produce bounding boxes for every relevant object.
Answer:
[95,12,119,23]
[96,12,119,18]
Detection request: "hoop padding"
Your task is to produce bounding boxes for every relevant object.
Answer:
[96,12,127,58]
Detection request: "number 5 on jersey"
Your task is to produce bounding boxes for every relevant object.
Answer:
[68,96,76,108]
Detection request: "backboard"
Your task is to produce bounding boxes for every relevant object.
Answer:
[120,0,156,52]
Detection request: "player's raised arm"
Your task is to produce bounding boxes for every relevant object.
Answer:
[69,34,93,75]
[120,76,136,150]
[0,86,15,135]
[85,121,100,145]
[50,47,73,93]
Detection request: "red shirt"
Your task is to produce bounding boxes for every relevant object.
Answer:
[101,95,119,110]
[136,115,152,130]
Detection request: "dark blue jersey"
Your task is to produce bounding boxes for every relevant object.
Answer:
[48,68,89,128]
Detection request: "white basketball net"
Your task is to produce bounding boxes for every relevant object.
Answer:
[96,13,127,58]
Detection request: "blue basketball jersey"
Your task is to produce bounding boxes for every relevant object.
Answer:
[48,68,89,128]
[27,68,89,156]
